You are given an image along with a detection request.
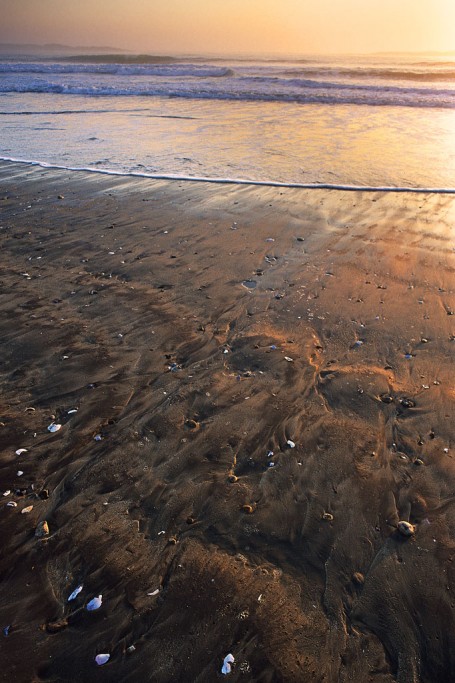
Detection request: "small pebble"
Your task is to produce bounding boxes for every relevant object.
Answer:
[400,398,415,409]
[397,521,415,537]
[352,572,365,585]
[46,619,68,633]
[380,394,393,404]
[35,520,50,538]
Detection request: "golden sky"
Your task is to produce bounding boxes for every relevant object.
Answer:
[1,0,455,55]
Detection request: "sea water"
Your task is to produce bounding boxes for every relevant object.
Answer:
[0,53,454,189]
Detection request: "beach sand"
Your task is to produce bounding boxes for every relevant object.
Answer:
[0,160,454,682]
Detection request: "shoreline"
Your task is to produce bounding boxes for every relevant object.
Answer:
[0,159,454,682]
[2,156,455,194]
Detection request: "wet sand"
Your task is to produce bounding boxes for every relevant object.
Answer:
[0,160,454,683]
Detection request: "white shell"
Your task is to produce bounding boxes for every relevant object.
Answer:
[68,585,83,601]
[48,423,62,433]
[95,654,110,666]
[286,440,296,448]
[17,471,24,477]
[3,490,11,496]
[222,654,235,675]
[147,589,160,596]
[7,501,17,508]
[15,449,28,456]
[284,356,294,362]
[86,595,102,611]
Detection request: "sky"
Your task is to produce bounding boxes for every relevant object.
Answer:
[1,0,455,55]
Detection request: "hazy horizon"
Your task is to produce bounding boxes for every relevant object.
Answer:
[1,0,454,56]
[1,42,455,61]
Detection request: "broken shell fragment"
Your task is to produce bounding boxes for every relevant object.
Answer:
[15,449,28,456]
[95,654,110,666]
[68,585,83,601]
[221,653,235,675]
[352,572,365,585]
[322,512,334,521]
[86,595,102,611]
[241,504,254,514]
[21,505,33,514]
[47,423,62,433]
[397,521,415,537]
[6,501,17,508]
[286,440,296,448]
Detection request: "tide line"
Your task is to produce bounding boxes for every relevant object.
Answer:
[1,156,455,194]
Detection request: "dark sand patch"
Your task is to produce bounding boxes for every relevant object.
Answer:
[0,161,454,682]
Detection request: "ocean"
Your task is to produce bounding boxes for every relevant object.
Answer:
[1,52,455,189]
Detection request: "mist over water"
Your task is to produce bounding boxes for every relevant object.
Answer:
[1,53,454,188]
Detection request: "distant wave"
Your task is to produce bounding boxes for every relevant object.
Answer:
[412,61,455,68]
[2,156,455,194]
[0,63,235,78]
[0,109,119,115]
[280,66,455,82]
[2,61,454,82]
[58,54,177,64]
[1,78,453,108]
